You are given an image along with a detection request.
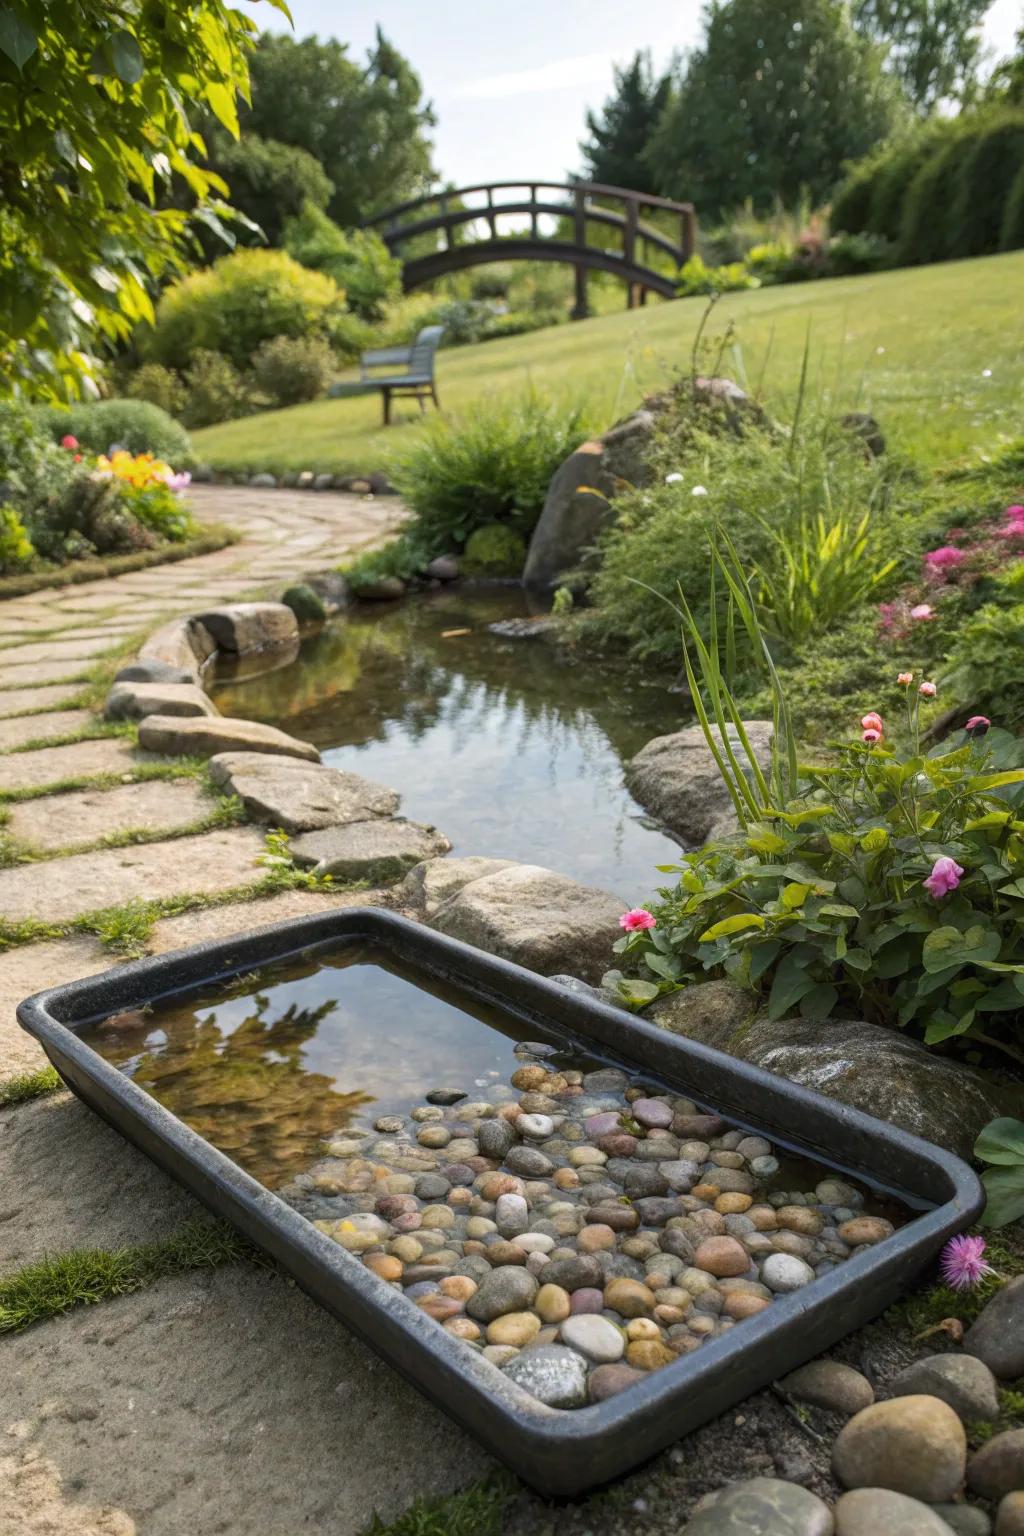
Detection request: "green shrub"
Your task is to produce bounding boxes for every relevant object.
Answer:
[281,583,327,624]
[28,474,155,562]
[866,128,953,241]
[826,231,895,275]
[40,400,191,464]
[212,137,333,248]
[1001,161,1024,251]
[283,202,402,322]
[830,160,878,236]
[677,255,759,296]
[126,364,186,420]
[390,393,589,551]
[484,310,564,341]
[949,113,1024,259]
[250,336,333,408]
[180,352,253,430]
[462,524,527,575]
[324,308,376,362]
[899,124,985,265]
[944,602,1024,725]
[0,505,34,573]
[0,402,74,512]
[145,249,342,371]
[470,265,515,299]
[585,405,896,665]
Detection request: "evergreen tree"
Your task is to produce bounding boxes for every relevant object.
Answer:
[579,51,672,192]
[649,0,903,218]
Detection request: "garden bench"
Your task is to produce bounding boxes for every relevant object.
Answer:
[359,324,444,425]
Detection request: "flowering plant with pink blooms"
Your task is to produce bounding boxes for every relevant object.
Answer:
[614,668,1024,1065]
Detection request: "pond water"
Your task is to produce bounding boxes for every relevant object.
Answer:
[210,590,685,899]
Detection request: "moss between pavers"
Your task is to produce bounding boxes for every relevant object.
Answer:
[0,1217,265,1335]
[0,1065,62,1107]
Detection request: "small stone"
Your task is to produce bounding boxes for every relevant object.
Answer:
[837,1217,895,1247]
[632,1098,673,1129]
[510,1232,556,1255]
[833,1395,967,1502]
[604,1278,656,1318]
[495,1193,529,1238]
[694,1236,750,1278]
[625,1340,675,1371]
[477,1119,517,1159]
[833,1488,961,1535]
[487,1311,541,1347]
[560,1315,625,1363]
[997,1492,1024,1536]
[588,1363,646,1402]
[968,1430,1024,1502]
[763,1254,815,1292]
[724,1292,770,1320]
[415,1174,450,1201]
[417,1125,451,1149]
[502,1345,588,1408]
[578,1224,617,1253]
[517,1113,554,1139]
[569,1288,604,1315]
[483,1344,519,1368]
[685,1477,834,1536]
[506,1146,553,1178]
[535,1284,571,1323]
[932,1506,992,1536]
[427,1089,467,1106]
[538,1255,604,1292]
[582,1069,629,1093]
[364,1254,403,1282]
[964,1278,1024,1380]
[374,1116,404,1134]
[781,1359,875,1416]
[889,1355,999,1424]
[465,1266,539,1322]
[585,1204,640,1233]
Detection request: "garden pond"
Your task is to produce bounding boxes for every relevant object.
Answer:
[85,940,913,1410]
[210,589,684,896]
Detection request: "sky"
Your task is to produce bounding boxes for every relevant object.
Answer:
[261,0,1023,189]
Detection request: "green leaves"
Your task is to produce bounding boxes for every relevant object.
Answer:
[767,949,818,1018]
[109,30,144,84]
[0,6,36,70]
[699,913,766,942]
[975,1118,1024,1228]
[922,925,1002,974]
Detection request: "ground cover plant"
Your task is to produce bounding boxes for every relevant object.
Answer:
[190,252,1024,475]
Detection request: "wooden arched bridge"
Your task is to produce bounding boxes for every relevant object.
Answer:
[361,181,697,318]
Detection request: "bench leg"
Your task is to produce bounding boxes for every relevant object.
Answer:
[382,387,391,427]
[431,382,441,411]
[417,391,427,415]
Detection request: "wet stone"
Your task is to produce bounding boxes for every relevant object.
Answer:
[502,1344,588,1408]
[686,1477,834,1535]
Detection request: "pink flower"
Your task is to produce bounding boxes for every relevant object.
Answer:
[60,434,79,450]
[166,471,192,493]
[897,672,914,686]
[1007,505,1024,520]
[919,681,937,698]
[925,546,966,570]
[911,604,934,621]
[861,712,884,734]
[862,728,881,745]
[940,1234,994,1291]
[923,856,964,900]
[965,715,991,737]
[619,908,656,933]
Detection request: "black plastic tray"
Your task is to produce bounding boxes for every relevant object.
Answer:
[17,907,983,1497]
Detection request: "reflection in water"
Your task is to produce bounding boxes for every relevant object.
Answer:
[211,590,686,896]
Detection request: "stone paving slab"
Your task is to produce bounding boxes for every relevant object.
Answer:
[0,658,98,688]
[0,685,85,719]
[0,710,94,752]
[7,779,215,854]
[0,826,266,923]
[146,885,383,953]
[0,936,110,1082]
[0,739,142,792]
[1,1266,488,1536]
[0,1093,203,1276]
[0,637,120,666]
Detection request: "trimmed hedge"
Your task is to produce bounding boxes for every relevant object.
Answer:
[899,123,986,266]
[1001,161,1024,251]
[39,400,191,464]
[950,114,1024,258]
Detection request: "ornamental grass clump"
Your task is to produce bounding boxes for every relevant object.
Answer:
[611,538,1024,1065]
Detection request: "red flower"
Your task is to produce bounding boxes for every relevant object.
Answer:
[61,434,79,450]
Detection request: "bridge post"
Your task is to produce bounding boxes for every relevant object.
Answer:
[680,207,697,261]
[571,185,590,320]
[624,195,638,309]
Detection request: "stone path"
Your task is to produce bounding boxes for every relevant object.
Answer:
[0,484,497,1536]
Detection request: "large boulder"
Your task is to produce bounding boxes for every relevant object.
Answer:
[425,862,626,984]
[208,753,399,833]
[398,856,519,919]
[194,603,299,655]
[138,715,319,764]
[625,721,774,844]
[290,819,450,881]
[646,991,1024,1158]
[104,682,217,723]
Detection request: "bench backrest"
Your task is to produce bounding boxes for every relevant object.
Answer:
[408,325,445,378]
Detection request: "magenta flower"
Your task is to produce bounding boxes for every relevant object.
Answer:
[925,546,967,571]
[1007,505,1024,521]
[940,1234,994,1291]
[923,856,964,900]
[619,908,656,932]
[965,715,991,737]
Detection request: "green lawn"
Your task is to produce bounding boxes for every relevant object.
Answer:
[192,252,1024,475]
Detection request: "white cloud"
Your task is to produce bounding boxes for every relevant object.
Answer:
[451,50,615,101]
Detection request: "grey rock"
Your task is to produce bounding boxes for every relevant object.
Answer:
[506,1146,554,1178]
[353,576,405,601]
[833,1488,956,1535]
[291,819,450,881]
[763,1255,815,1293]
[139,714,319,763]
[781,1360,875,1416]
[968,1430,1024,1501]
[476,1119,517,1160]
[114,660,195,686]
[537,1254,604,1292]
[194,603,299,656]
[646,1004,1024,1161]
[104,682,216,722]
[964,1278,1024,1380]
[465,1266,538,1322]
[625,721,774,843]
[397,857,517,920]
[932,1506,991,1536]
[427,862,626,985]
[208,752,398,833]
[303,571,351,615]
[426,555,460,581]
[686,1476,834,1535]
[139,616,212,673]
[250,472,277,487]
[313,473,334,491]
[889,1354,999,1424]
[425,1089,466,1106]
[502,1344,588,1408]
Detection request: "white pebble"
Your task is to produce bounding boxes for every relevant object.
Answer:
[518,1113,555,1139]
[510,1232,556,1254]
[762,1253,815,1293]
